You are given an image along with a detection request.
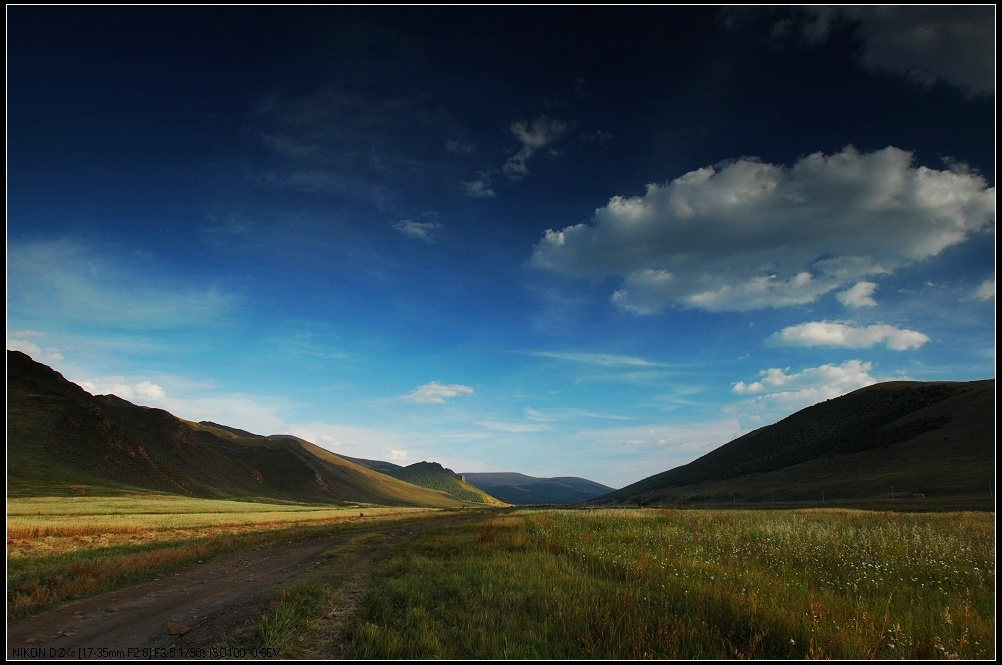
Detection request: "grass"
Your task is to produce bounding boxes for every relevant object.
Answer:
[334,508,994,659]
[7,495,426,556]
[6,494,438,619]
[11,497,994,659]
[233,530,398,658]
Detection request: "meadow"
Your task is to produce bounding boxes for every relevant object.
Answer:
[330,508,994,660]
[6,493,435,619]
[8,498,994,659]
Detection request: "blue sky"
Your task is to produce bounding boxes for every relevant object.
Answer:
[7,6,995,488]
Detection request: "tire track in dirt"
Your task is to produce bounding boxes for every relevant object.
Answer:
[7,511,486,659]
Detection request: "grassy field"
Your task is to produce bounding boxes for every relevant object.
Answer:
[6,493,438,619]
[329,508,994,659]
[9,499,994,659]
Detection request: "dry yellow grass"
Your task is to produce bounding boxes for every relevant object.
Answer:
[7,494,445,619]
[7,495,429,558]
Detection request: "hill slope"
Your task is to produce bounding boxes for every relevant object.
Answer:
[601,379,994,505]
[343,457,506,505]
[461,472,615,505]
[6,350,466,508]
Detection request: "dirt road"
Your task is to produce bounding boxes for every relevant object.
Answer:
[7,511,484,659]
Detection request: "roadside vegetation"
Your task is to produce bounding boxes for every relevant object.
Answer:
[6,493,439,619]
[332,508,993,659]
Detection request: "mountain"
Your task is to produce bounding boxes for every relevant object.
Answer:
[600,379,994,506]
[342,457,506,505]
[461,472,616,505]
[6,350,467,507]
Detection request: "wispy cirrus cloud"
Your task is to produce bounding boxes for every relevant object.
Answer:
[769,321,930,350]
[531,146,994,314]
[474,419,551,433]
[7,239,238,330]
[524,407,632,422]
[529,351,665,367]
[393,220,444,243]
[445,139,477,154]
[400,381,475,404]
[461,171,497,198]
[965,279,995,302]
[503,116,570,179]
[458,115,571,197]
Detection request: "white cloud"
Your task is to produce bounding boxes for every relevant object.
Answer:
[78,376,168,404]
[134,381,167,400]
[587,419,746,458]
[445,139,477,154]
[524,407,631,422]
[6,334,64,365]
[7,329,45,338]
[762,7,994,98]
[282,423,428,467]
[400,381,475,404]
[966,279,995,301]
[69,368,291,436]
[461,172,496,198]
[393,220,443,243]
[770,321,930,351]
[8,239,237,329]
[732,360,878,397]
[260,169,390,206]
[531,146,995,313]
[728,360,885,429]
[836,281,878,308]
[258,132,321,160]
[840,6,994,98]
[530,351,664,367]
[474,419,551,433]
[503,116,569,178]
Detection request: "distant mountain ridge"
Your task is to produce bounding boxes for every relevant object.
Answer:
[460,472,615,505]
[6,350,470,508]
[600,378,994,506]
[339,457,506,505]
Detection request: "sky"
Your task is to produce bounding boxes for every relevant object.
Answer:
[6,6,995,489]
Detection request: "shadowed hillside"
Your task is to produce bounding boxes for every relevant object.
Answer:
[599,379,994,506]
[7,351,265,498]
[6,350,467,508]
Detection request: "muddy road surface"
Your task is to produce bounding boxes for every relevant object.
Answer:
[8,511,485,659]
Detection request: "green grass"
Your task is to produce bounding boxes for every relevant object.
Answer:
[241,579,349,658]
[337,508,994,659]
[233,530,397,658]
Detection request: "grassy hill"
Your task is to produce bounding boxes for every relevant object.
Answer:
[343,457,506,505]
[6,350,468,508]
[6,351,264,498]
[461,472,615,505]
[599,379,994,507]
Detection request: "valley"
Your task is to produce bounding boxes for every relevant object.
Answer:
[6,351,995,658]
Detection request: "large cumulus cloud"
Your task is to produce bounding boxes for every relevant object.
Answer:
[531,146,994,313]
